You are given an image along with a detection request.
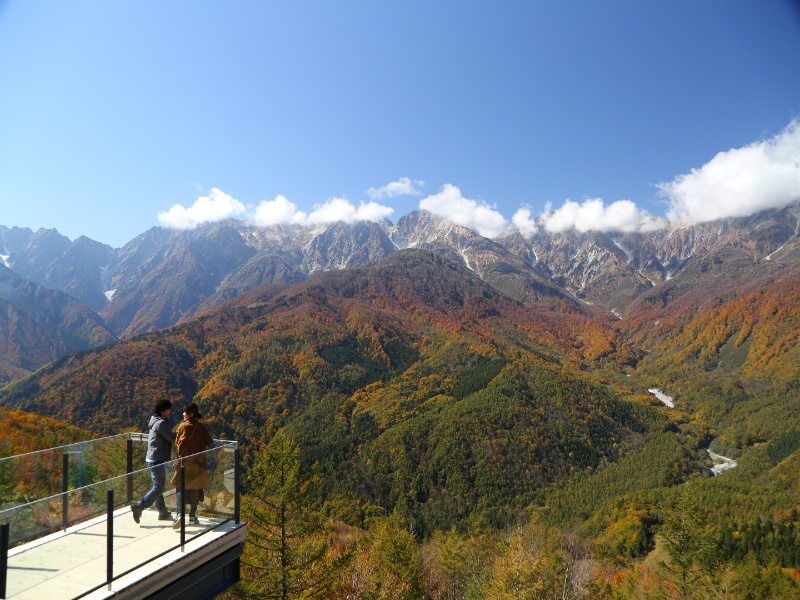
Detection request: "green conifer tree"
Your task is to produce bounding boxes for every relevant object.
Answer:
[235,433,350,599]
[658,494,716,598]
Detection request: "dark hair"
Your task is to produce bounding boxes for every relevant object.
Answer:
[183,402,203,419]
[153,399,172,416]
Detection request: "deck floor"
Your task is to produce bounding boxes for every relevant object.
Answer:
[5,506,244,599]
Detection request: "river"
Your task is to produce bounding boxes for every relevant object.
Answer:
[648,388,738,475]
[707,450,738,475]
[648,388,674,408]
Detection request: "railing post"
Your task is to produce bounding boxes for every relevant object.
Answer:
[107,488,114,590]
[1,522,9,600]
[62,453,69,530]
[180,464,186,551]
[126,438,134,504]
[234,446,241,525]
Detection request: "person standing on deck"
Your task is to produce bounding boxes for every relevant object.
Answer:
[130,400,176,524]
[170,402,213,528]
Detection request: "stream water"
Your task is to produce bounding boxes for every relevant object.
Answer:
[648,388,674,408]
[648,388,737,475]
[707,449,738,475]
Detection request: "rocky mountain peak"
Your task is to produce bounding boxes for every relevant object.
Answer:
[1,202,800,379]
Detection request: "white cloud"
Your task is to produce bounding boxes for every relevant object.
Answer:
[367,177,424,200]
[251,195,393,227]
[512,207,538,238]
[157,188,246,229]
[252,195,307,226]
[660,118,800,223]
[638,213,668,233]
[537,198,664,234]
[419,184,511,238]
[306,197,394,224]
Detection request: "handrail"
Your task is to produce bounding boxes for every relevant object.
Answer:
[0,432,130,463]
[0,523,7,599]
[0,440,240,599]
[0,433,232,509]
[106,489,114,591]
[0,441,237,522]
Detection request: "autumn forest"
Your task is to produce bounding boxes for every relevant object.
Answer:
[2,248,800,598]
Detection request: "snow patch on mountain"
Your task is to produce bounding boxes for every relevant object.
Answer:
[793,205,800,235]
[765,240,791,261]
[764,208,800,261]
[100,263,113,289]
[458,248,475,272]
[611,238,633,264]
[0,254,9,268]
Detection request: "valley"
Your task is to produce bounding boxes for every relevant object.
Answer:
[1,208,800,597]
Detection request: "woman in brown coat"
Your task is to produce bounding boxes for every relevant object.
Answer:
[170,403,213,527]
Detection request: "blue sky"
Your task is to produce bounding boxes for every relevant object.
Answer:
[2,1,799,248]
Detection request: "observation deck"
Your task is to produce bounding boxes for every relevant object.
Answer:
[0,433,246,599]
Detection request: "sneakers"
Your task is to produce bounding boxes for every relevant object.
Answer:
[130,504,142,524]
[158,512,172,521]
[172,514,200,529]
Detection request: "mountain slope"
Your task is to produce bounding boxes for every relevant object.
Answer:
[390,211,577,311]
[0,249,660,533]
[1,203,799,378]
[0,226,116,311]
[100,224,257,336]
[0,264,116,384]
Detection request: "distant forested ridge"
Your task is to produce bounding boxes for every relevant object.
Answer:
[3,249,800,598]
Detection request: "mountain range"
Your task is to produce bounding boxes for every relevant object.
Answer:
[1,203,799,383]
[3,204,800,592]
[2,237,798,534]
[0,248,663,531]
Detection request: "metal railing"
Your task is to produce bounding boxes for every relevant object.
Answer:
[0,433,241,599]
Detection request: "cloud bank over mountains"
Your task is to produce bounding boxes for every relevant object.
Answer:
[418,184,512,239]
[660,119,800,223]
[157,189,247,230]
[157,119,800,239]
[535,199,664,235]
[158,191,395,230]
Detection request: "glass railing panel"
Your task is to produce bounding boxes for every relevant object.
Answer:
[0,470,123,547]
[197,442,237,521]
[0,433,235,512]
[2,476,125,598]
[0,449,59,504]
[0,433,141,511]
[1,439,238,599]
[1,492,66,547]
[164,442,237,537]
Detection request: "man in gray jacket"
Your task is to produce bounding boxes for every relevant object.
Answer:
[131,399,177,523]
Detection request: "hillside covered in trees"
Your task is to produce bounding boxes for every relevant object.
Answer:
[2,249,800,597]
